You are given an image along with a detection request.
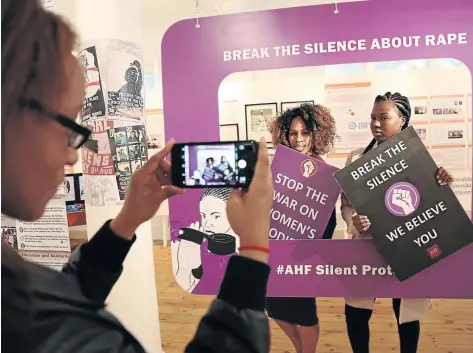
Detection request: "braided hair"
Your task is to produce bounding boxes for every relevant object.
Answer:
[200,187,232,202]
[271,103,336,155]
[363,92,411,155]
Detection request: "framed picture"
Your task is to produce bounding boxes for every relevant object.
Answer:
[245,103,278,141]
[281,100,315,112]
[220,123,240,141]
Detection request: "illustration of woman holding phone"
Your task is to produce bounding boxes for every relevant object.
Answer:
[173,188,239,293]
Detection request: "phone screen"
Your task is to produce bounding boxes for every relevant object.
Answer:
[171,140,257,188]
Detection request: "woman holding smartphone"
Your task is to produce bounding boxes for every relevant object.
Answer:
[340,92,454,353]
[266,103,337,353]
[2,1,275,352]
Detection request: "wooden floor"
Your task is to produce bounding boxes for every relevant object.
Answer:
[153,245,473,353]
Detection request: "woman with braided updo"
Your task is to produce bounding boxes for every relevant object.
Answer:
[266,103,337,353]
[340,92,454,353]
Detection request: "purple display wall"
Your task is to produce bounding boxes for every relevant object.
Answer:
[162,0,473,298]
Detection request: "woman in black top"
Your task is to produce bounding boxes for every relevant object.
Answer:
[267,103,337,353]
[1,1,275,352]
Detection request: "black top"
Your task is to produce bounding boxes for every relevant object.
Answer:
[5,220,271,353]
[322,208,337,239]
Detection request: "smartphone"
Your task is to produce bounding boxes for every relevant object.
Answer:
[171,140,258,188]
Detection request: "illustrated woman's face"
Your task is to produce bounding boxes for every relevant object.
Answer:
[126,67,138,83]
[199,196,232,235]
[370,101,406,142]
[288,117,311,155]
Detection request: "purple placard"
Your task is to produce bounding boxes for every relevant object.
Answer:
[270,145,340,240]
[163,0,473,298]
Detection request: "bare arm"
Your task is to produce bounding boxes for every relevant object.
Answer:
[340,152,360,239]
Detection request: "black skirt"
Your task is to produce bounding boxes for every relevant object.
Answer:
[266,297,318,326]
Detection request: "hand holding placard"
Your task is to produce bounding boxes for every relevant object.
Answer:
[334,127,473,281]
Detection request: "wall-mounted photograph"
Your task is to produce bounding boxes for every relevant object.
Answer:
[219,123,240,141]
[245,103,278,141]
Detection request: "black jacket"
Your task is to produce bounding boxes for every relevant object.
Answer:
[27,221,271,353]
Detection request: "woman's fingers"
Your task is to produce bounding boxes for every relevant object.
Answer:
[437,167,454,186]
[352,214,371,232]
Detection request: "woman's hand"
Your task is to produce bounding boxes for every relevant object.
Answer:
[437,167,454,186]
[352,212,371,233]
[111,139,185,239]
[227,138,274,263]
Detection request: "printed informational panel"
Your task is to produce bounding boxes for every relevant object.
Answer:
[2,186,71,271]
[18,251,70,271]
[16,190,71,252]
[334,127,473,281]
[270,145,340,240]
[325,82,373,150]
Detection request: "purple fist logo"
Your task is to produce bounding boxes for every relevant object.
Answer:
[385,182,420,216]
[300,159,317,178]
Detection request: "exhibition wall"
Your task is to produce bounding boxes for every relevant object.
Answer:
[218,60,473,237]
[162,0,473,299]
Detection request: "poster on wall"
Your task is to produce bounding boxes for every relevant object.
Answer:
[1,215,18,248]
[429,120,467,146]
[270,146,340,240]
[245,103,278,141]
[410,97,429,117]
[78,46,106,122]
[325,82,373,150]
[430,95,466,119]
[107,49,145,123]
[81,118,115,176]
[64,175,76,202]
[334,127,473,281]
[108,126,148,200]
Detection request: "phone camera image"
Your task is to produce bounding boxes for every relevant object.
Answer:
[179,142,256,188]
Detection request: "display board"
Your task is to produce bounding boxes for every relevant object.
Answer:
[162,0,473,298]
[1,186,71,271]
[334,127,473,281]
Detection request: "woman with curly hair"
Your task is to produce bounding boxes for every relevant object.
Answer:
[266,103,337,353]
